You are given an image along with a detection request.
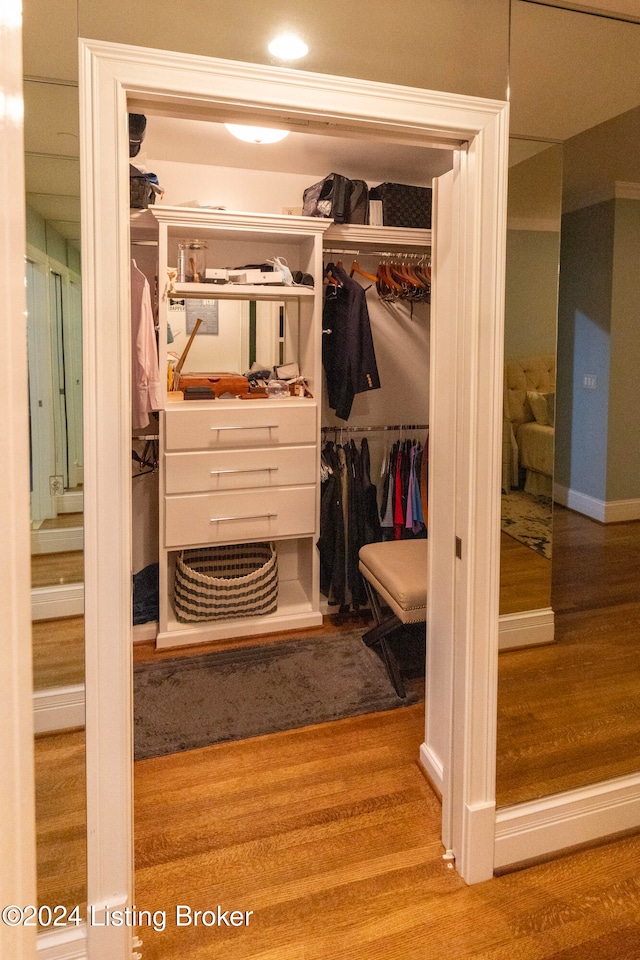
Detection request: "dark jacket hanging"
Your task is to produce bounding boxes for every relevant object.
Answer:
[322,263,380,421]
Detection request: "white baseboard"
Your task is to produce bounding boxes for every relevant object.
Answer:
[553,483,640,523]
[498,607,555,651]
[32,583,84,620]
[419,741,444,798]
[33,684,85,733]
[133,621,158,643]
[37,924,86,959]
[495,771,640,871]
[56,491,84,514]
[31,526,84,554]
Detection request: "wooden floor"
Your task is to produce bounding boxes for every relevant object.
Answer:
[32,615,84,689]
[497,507,640,805]
[32,507,640,954]
[33,729,86,920]
[31,549,84,588]
[133,702,640,960]
[499,531,551,615]
[34,706,640,959]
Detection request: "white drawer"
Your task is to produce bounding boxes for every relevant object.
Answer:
[163,401,317,450]
[164,486,316,548]
[165,445,316,494]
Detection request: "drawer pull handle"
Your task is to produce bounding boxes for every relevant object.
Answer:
[210,424,278,431]
[210,513,277,523]
[210,467,278,476]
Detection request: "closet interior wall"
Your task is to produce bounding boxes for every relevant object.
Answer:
[130,120,453,612]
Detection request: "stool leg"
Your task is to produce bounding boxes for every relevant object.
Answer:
[363,577,384,625]
[362,614,407,699]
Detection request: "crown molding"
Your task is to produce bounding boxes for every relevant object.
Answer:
[563,180,640,213]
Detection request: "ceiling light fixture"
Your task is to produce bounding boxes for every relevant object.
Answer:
[268,33,309,61]
[224,124,290,144]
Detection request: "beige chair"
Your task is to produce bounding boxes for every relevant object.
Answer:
[358,540,428,698]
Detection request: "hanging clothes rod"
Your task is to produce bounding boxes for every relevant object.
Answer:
[321,423,428,434]
[324,248,429,257]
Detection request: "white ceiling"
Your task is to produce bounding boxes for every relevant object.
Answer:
[22,1,640,245]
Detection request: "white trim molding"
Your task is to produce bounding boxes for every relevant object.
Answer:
[32,583,84,620]
[1,8,38,960]
[419,742,445,799]
[563,179,640,214]
[498,607,555,650]
[80,40,509,926]
[33,684,85,734]
[554,482,640,523]
[57,490,84,513]
[31,525,84,554]
[495,771,640,871]
[37,925,87,960]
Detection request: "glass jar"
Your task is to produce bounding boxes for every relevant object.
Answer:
[177,239,207,282]
[266,380,290,399]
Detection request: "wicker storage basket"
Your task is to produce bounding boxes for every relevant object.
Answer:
[174,542,278,623]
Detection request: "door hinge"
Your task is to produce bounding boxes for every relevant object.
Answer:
[455,536,462,559]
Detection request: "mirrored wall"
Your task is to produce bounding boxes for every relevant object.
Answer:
[499,139,561,619]
[497,0,640,808]
[24,67,87,921]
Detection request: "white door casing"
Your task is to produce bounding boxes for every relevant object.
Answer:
[79,38,509,957]
[0,2,38,959]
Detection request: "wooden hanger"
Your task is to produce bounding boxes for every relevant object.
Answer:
[350,260,378,283]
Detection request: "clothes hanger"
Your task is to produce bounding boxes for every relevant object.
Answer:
[350,260,378,283]
[323,261,341,286]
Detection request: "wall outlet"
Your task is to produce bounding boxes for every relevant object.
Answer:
[583,374,597,389]
[49,475,64,497]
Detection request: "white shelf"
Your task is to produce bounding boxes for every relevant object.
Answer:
[156,579,321,648]
[325,222,431,247]
[150,205,333,241]
[170,281,314,300]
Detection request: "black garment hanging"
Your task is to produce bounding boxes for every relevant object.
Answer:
[318,442,347,607]
[322,263,381,421]
[318,438,383,611]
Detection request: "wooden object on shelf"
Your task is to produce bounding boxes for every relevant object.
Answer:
[173,316,202,380]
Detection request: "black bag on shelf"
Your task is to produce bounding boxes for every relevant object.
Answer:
[128,113,147,158]
[369,181,432,229]
[346,179,369,225]
[302,173,369,224]
[129,164,162,209]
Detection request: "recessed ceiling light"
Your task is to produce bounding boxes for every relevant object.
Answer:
[268,34,309,61]
[224,124,290,144]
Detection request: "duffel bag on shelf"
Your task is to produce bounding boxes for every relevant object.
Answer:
[302,173,369,224]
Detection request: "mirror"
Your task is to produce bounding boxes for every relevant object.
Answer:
[497,1,640,807]
[23,70,87,922]
[165,297,287,375]
[499,140,561,620]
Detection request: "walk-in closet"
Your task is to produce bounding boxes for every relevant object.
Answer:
[129,115,453,648]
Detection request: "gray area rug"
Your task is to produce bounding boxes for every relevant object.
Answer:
[134,631,420,760]
[501,491,552,559]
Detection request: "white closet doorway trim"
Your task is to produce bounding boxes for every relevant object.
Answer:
[79,39,508,959]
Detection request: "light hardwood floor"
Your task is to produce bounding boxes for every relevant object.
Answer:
[35,705,640,959]
[497,507,640,805]
[134,702,640,960]
[31,549,84,588]
[34,729,86,919]
[32,615,84,689]
[33,508,640,955]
